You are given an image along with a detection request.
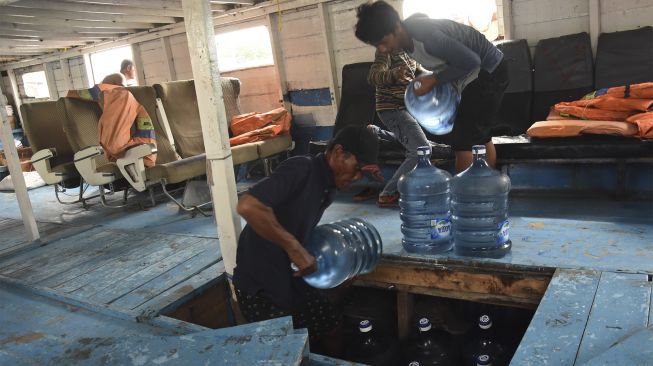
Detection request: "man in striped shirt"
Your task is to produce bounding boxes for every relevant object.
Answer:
[368,50,430,207]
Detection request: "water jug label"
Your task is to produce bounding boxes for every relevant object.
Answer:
[430,217,451,239]
[497,220,510,244]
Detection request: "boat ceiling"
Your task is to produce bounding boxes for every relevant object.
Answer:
[0,0,259,64]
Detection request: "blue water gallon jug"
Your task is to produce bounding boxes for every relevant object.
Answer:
[300,218,382,289]
[451,145,511,258]
[404,79,460,135]
[397,146,453,254]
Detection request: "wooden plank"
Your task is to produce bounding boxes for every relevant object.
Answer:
[575,272,651,364]
[136,261,225,315]
[9,0,186,18]
[131,43,146,86]
[267,12,290,110]
[577,327,653,366]
[160,36,177,81]
[358,262,551,307]
[0,228,114,274]
[90,239,219,305]
[183,0,240,276]
[0,221,93,259]
[59,234,208,295]
[34,231,199,289]
[43,61,59,99]
[0,7,177,25]
[397,291,414,339]
[317,2,339,112]
[5,230,128,281]
[110,247,222,310]
[510,269,600,366]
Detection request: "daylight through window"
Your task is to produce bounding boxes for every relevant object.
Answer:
[215,25,274,72]
[403,0,500,41]
[21,71,50,99]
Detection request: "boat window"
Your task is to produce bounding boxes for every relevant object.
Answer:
[403,0,500,41]
[215,25,274,72]
[89,45,135,85]
[21,71,50,99]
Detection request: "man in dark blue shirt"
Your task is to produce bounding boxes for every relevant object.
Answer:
[355,1,509,172]
[233,125,380,354]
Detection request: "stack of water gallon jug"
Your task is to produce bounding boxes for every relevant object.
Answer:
[398,145,512,258]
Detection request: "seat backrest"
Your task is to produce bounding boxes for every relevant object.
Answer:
[496,39,533,93]
[153,78,242,158]
[333,62,376,136]
[126,86,179,164]
[595,26,653,89]
[531,32,594,121]
[58,97,102,153]
[20,101,75,167]
[533,32,594,92]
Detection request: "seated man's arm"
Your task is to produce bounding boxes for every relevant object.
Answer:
[237,194,316,277]
[368,50,401,87]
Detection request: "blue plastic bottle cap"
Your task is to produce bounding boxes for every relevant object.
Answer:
[416,146,431,156]
[479,315,492,329]
[418,318,432,332]
[359,320,373,332]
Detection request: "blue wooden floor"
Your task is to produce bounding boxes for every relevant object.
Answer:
[0,281,311,365]
[0,184,652,365]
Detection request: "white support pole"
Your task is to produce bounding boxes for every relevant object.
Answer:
[82,53,95,87]
[7,69,22,127]
[318,2,340,115]
[43,62,59,100]
[59,59,73,92]
[589,0,601,57]
[160,37,177,82]
[182,0,241,276]
[131,43,147,86]
[0,93,39,242]
[501,0,514,40]
[267,12,290,110]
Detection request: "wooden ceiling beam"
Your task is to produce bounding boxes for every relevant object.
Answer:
[9,0,186,18]
[210,0,255,5]
[0,7,178,24]
[2,17,147,33]
[0,33,107,43]
[0,22,138,34]
[0,39,92,48]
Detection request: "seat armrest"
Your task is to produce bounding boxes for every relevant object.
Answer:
[116,144,157,192]
[31,148,65,185]
[73,146,117,186]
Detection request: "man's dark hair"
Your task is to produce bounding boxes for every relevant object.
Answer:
[326,125,378,166]
[355,1,401,45]
[120,59,133,73]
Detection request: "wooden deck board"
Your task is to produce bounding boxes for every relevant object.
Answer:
[577,327,653,366]
[575,272,651,365]
[90,238,218,305]
[63,236,208,298]
[110,248,221,311]
[0,228,116,276]
[135,261,225,315]
[510,269,600,366]
[0,283,309,366]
